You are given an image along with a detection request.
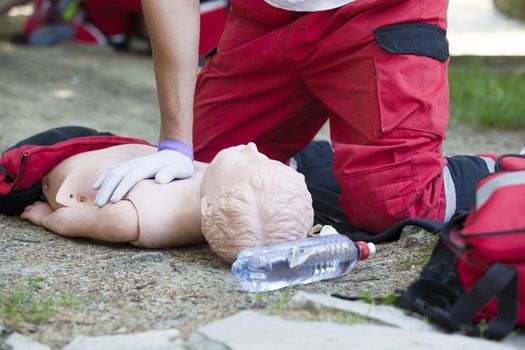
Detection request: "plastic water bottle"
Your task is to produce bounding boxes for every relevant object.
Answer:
[231,226,376,292]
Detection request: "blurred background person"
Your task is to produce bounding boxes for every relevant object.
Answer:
[0,0,228,59]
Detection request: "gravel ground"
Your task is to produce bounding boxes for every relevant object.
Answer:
[1,14,524,350]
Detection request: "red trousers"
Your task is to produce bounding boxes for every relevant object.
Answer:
[194,0,450,233]
[83,0,227,56]
[84,0,142,37]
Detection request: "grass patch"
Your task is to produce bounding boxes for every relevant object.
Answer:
[274,307,369,325]
[59,294,82,308]
[0,277,84,325]
[0,277,54,324]
[394,233,440,271]
[394,250,430,270]
[360,291,400,306]
[255,287,370,325]
[252,287,294,312]
[449,58,525,129]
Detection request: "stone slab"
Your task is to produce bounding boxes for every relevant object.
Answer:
[62,329,182,350]
[289,292,439,332]
[291,292,525,350]
[188,310,511,350]
[502,332,525,350]
[4,332,51,350]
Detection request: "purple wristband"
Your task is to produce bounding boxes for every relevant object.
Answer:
[158,140,194,161]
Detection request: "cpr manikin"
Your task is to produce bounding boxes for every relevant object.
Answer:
[21,143,313,262]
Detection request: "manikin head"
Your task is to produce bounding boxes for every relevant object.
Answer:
[200,143,314,263]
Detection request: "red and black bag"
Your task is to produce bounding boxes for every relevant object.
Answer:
[0,126,150,215]
[398,154,525,339]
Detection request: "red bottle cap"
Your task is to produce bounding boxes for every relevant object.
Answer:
[356,241,376,260]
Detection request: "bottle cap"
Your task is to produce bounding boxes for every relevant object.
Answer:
[367,242,376,258]
[356,241,376,260]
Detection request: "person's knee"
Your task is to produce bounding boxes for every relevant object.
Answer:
[339,172,414,233]
[337,157,446,233]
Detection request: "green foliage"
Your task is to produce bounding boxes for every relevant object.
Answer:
[254,292,264,305]
[28,276,45,291]
[394,250,430,270]
[449,59,525,129]
[280,287,293,306]
[328,311,368,325]
[360,291,375,305]
[394,234,439,271]
[300,309,368,325]
[477,319,488,339]
[360,291,400,306]
[59,294,82,308]
[0,276,84,325]
[252,286,294,311]
[379,292,401,306]
[265,287,294,313]
[256,287,369,325]
[0,277,54,324]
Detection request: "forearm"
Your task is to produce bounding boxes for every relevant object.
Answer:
[142,0,200,145]
[42,202,139,243]
[92,1,199,206]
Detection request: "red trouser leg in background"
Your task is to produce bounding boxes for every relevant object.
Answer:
[83,0,142,37]
[194,0,450,233]
[22,0,52,37]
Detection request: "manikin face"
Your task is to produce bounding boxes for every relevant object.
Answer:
[200,143,275,199]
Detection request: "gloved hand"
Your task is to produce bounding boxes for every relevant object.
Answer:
[93,141,194,207]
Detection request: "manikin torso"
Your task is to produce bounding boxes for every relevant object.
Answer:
[42,144,207,247]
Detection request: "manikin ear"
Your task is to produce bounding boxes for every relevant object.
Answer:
[56,169,97,207]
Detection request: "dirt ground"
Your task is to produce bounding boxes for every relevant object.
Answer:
[1,13,524,350]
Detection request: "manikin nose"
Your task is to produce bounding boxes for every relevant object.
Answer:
[242,142,258,154]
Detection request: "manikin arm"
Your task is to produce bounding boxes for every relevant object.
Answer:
[21,201,139,243]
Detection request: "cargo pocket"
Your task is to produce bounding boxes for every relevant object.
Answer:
[371,22,450,138]
[338,159,418,232]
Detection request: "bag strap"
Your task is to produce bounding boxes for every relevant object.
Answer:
[448,263,519,338]
[494,153,525,172]
[401,263,519,339]
[398,278,459,316]
[439,211,469,252]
